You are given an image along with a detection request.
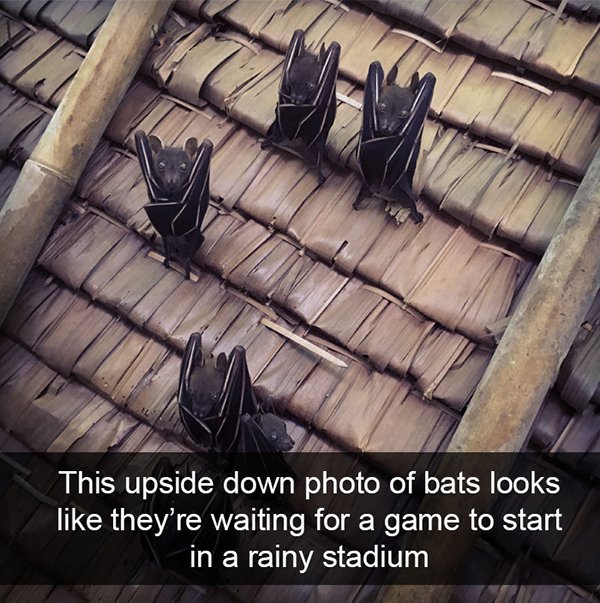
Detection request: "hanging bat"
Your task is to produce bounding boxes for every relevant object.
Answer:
[355,63,435,224]
[262,29,340,185]
[178,333,295,456]
[135,131,213,277]
[140,457,236,579]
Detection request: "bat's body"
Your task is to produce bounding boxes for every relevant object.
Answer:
[141,457,236,578]
[178,333,295,456]
[262,29,340,185]
[356,63,435,224]
[286,54,321,105]
[135,131,213,277]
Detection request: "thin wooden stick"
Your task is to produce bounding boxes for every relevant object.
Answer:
[490,71,553,96]
[260,317,348,368]
[390,29,442,54]
[336,92,362,110]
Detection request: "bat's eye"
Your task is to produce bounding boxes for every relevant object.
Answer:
[400,109,409,117]
[307,82,315,90]
[210,392,218,401]
[378,102,386,111]
[270,432,279,441]
[157,161,166,171]
[179,162,188,171]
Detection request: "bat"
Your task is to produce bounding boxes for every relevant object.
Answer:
[140,457,236,579]
[262,29,340,185]
[178,333,295,456]
[355,63,435,224]
[134,131,213,277]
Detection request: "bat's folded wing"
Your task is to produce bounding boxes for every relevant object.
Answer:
[213,346,257,452]
[145,201,186,236]
[359,61,384,146]
[175,138,213,233]
[277,104,317,141]
[281,29,305,97]
[359,136,402,190]
[388,72,435,190]
[134,130,166,202]
[178,333,213,448]
[312,40,340,114]
[142,458,236,578]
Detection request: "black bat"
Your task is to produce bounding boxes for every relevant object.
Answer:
[140,457,236,579]
[355,63,435,224]
[178,333,295,456]
[262,29,340,185]
[135,131,213,277]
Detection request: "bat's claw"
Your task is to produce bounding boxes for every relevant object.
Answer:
[163,258,171,269]
[353,188,371,211]
[412,210,424,224]
[353,198,369,210]
[151,25,160,45]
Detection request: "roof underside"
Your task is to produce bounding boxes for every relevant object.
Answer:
[0,0,599,601]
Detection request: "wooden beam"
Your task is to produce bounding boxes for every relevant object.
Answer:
[380,147,600,602]
[0,0,174,325]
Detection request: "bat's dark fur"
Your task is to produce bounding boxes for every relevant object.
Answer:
[355,63,436,224]
[149,135,197,193]
[141,457,236,579]
[178,333,295,456]
[285,51,322,105]
[262,29,340,185]
[135,131,213,278]
[376,67,419,136]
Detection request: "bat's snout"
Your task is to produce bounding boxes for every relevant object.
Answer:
[289,92,310,105]
[378,118,407,137]
[164,177,183,193]
[379,124,395,136]
[280,436,295,452]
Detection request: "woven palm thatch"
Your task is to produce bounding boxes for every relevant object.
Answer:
[0,0,599,600]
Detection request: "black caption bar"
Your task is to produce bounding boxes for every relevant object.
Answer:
[0,452,597,586]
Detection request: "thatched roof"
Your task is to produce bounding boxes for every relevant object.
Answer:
[0,0,599,601]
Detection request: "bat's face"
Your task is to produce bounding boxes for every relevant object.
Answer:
[376,68,420,137]
[188,353,228,417]
[256,413,295,451]
[286,55,320,105]
[149,135,198,194]
[376,87,415,136]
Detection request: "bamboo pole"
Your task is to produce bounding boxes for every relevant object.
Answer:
[0,0,173,325]
[380,148,600,602]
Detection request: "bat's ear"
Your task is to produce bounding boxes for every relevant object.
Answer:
[318,43,326,64]
[215,352,228,373]
[184,137,198,158]
[261,396,276,413]
[148,135,163,153]
[410,71,420,93]
[386,64,398,86]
